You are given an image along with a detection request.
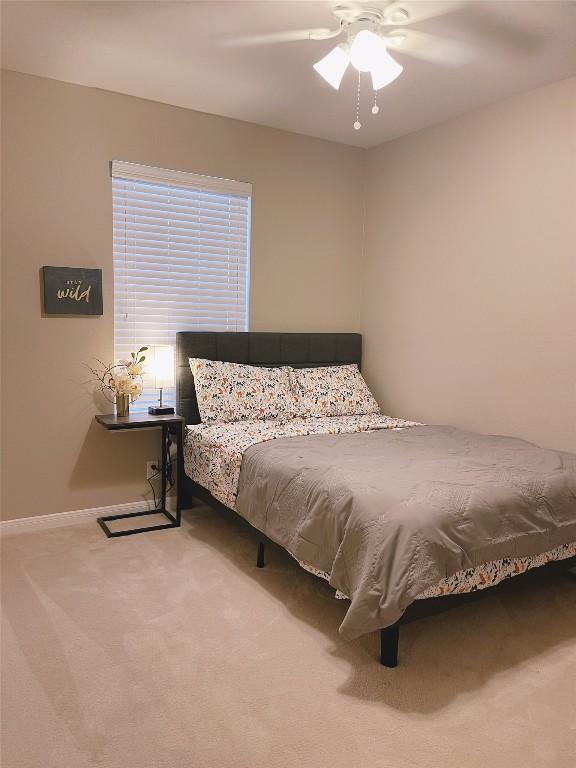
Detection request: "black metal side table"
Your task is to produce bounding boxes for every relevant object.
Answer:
[95,413,185,537]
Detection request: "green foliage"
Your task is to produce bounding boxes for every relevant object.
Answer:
[135,346,148,364]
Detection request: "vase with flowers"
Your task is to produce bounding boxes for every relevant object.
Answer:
[87,347,148,417]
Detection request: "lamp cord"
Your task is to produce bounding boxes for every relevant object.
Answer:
[146,435,175,510]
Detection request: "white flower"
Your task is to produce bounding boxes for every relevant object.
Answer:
[129,380,143,397]
[112,371,132,395]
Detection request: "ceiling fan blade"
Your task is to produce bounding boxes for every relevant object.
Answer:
[382,1,469,26]
[218,28,339,48]
[385,29,475,66]
[451,3,545,52]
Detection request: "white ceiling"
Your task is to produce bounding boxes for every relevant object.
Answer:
[2,1,575,148]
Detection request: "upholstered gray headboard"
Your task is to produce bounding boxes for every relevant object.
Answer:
[176,331,362,425]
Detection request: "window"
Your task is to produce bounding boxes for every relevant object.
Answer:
[112,161,251,411]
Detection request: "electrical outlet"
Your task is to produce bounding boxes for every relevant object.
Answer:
[146,461,159,481]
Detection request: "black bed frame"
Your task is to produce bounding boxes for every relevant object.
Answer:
[176,331,575,668]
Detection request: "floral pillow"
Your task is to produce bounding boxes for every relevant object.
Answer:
[189,358,298,424]
[290,364,380,418]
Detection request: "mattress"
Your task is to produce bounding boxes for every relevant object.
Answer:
[184,418,576,637]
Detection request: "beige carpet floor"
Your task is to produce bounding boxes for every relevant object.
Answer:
[2,503,575,768]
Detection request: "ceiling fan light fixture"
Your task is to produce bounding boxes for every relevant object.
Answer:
[313,44,350,90]
[370,49,403,90]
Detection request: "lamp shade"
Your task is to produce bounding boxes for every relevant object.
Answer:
[350,30,384,73]
[370,49,403,90]
[149,345,175,389]
[313,45,350,90]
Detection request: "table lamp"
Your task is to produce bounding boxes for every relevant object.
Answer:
[148,344,175,415]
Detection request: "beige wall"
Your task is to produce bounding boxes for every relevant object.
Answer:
[2,71,575,522]
[362,77,576,452]
[1,70,364,520]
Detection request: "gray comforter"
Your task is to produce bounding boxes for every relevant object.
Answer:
[235,425,576,639]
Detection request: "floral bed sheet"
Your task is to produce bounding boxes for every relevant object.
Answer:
[184,414,420,509]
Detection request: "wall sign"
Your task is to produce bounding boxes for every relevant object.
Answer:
[42,266,103,316]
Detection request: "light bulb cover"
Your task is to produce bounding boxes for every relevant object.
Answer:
[370,49,403,90]
[313,45,350,90]
[350,29,386,73]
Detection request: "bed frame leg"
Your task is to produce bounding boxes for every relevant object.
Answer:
[256,541,266,568]
[380,624,399,667]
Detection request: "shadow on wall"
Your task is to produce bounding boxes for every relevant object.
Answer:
[186,502,576,714]
[69,418,157,493]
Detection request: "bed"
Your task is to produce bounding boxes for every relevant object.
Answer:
[176,331,576,666]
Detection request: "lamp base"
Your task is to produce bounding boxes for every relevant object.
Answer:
[148,406,175,416]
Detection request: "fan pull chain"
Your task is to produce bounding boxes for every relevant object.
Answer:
[372,90,380,115]
[353,71,362,130]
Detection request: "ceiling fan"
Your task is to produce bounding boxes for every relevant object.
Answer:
[221,2,476,130]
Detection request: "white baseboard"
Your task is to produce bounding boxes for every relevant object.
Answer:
[1,496,178,534]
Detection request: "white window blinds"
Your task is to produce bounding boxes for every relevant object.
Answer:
[112,161,251,412]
